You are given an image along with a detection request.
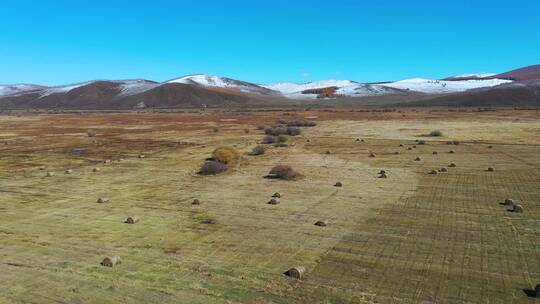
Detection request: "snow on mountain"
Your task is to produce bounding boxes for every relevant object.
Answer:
[452,73,496,79]
[115,80,159,96]
[0,84,45,96]
[263,80,402,99]
[39,81,93,97]
[380,78,512,94]
[167,74,277,95]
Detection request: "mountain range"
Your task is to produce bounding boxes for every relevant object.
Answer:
[1,64,539,109]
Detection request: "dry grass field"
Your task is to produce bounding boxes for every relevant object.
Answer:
[1,109,539,303]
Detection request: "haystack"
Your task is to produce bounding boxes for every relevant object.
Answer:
[104,159,111,164]
[433,151,438,155]
[101,256,121,267]
[334,182,343,187]
[503,198,515,206]
[286,266,306,279]
[93,167,100,172]
[268,198,280,205]
[488,167,494,172]
[139,154,145,159]
[513,204,523,213]
[399,144,404,147]
[65,169,73,174]
[379,170,386,174]
[440,167,448,172]
[394,151,400,155]
[449,150,455,154]
[449,163,457,167]
[192,199,201,205]
[325,150,331,155]
[369,153,376,158]
[272,192,281,198]
[488,145,493,149]
[125,216,139,224]
[408,147,413,150]
[379,173,388,178]
[314,220,328,227]
[415,157,421,161]
[429,170,438,175]
[46,172,55,177]
[97,197,110,204]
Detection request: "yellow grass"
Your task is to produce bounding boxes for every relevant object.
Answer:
[0,109,539,303]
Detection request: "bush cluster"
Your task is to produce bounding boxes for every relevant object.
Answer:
[268,165,301,180]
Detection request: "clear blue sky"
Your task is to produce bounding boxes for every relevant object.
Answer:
[1,0,539,86]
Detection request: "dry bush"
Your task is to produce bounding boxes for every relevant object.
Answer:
[249,145,266,156]
[199,161,228,175]
[211,147,239,164]
[286,120,317,127]
[264,126,287,136]
[286,127,302,136]
[277,135,288,143]
[268,165,301,180]
[428,130,443,137]
[262,135,278,144]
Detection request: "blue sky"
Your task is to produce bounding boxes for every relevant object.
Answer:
[1,0,539,85]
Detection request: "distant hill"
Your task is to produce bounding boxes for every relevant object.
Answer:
[1,65,539,109]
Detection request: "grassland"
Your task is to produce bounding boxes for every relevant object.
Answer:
[1,109,539,303]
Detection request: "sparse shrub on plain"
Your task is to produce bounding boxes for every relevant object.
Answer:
[198,161,228,175]
[286,127,302,136]
[428,130,443,137]
[268,165,301,180]
[277,135,288,143]
[264,126,287,136]
[262,135,278,144]
[211,147,239,165]
[249,145,266,156]
[286,120,317,127]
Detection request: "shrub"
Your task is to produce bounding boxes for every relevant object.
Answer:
[211,147,239,164]
[286,127,302,136]
[249,145,266,156]
[212,127,219,133]
[264,126,287,136]
[198,161,228,175]
[428,130,443,137]
[262,135,278,144]
[268,165,301,180]
[199,161,227,175]
[277,135,288,143]
[286,120,317,127]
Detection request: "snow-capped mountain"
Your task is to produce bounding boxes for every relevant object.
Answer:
[167,74,277,95]
[0,84,45,96]
[263,80,405,99]
[380,78,512,94]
